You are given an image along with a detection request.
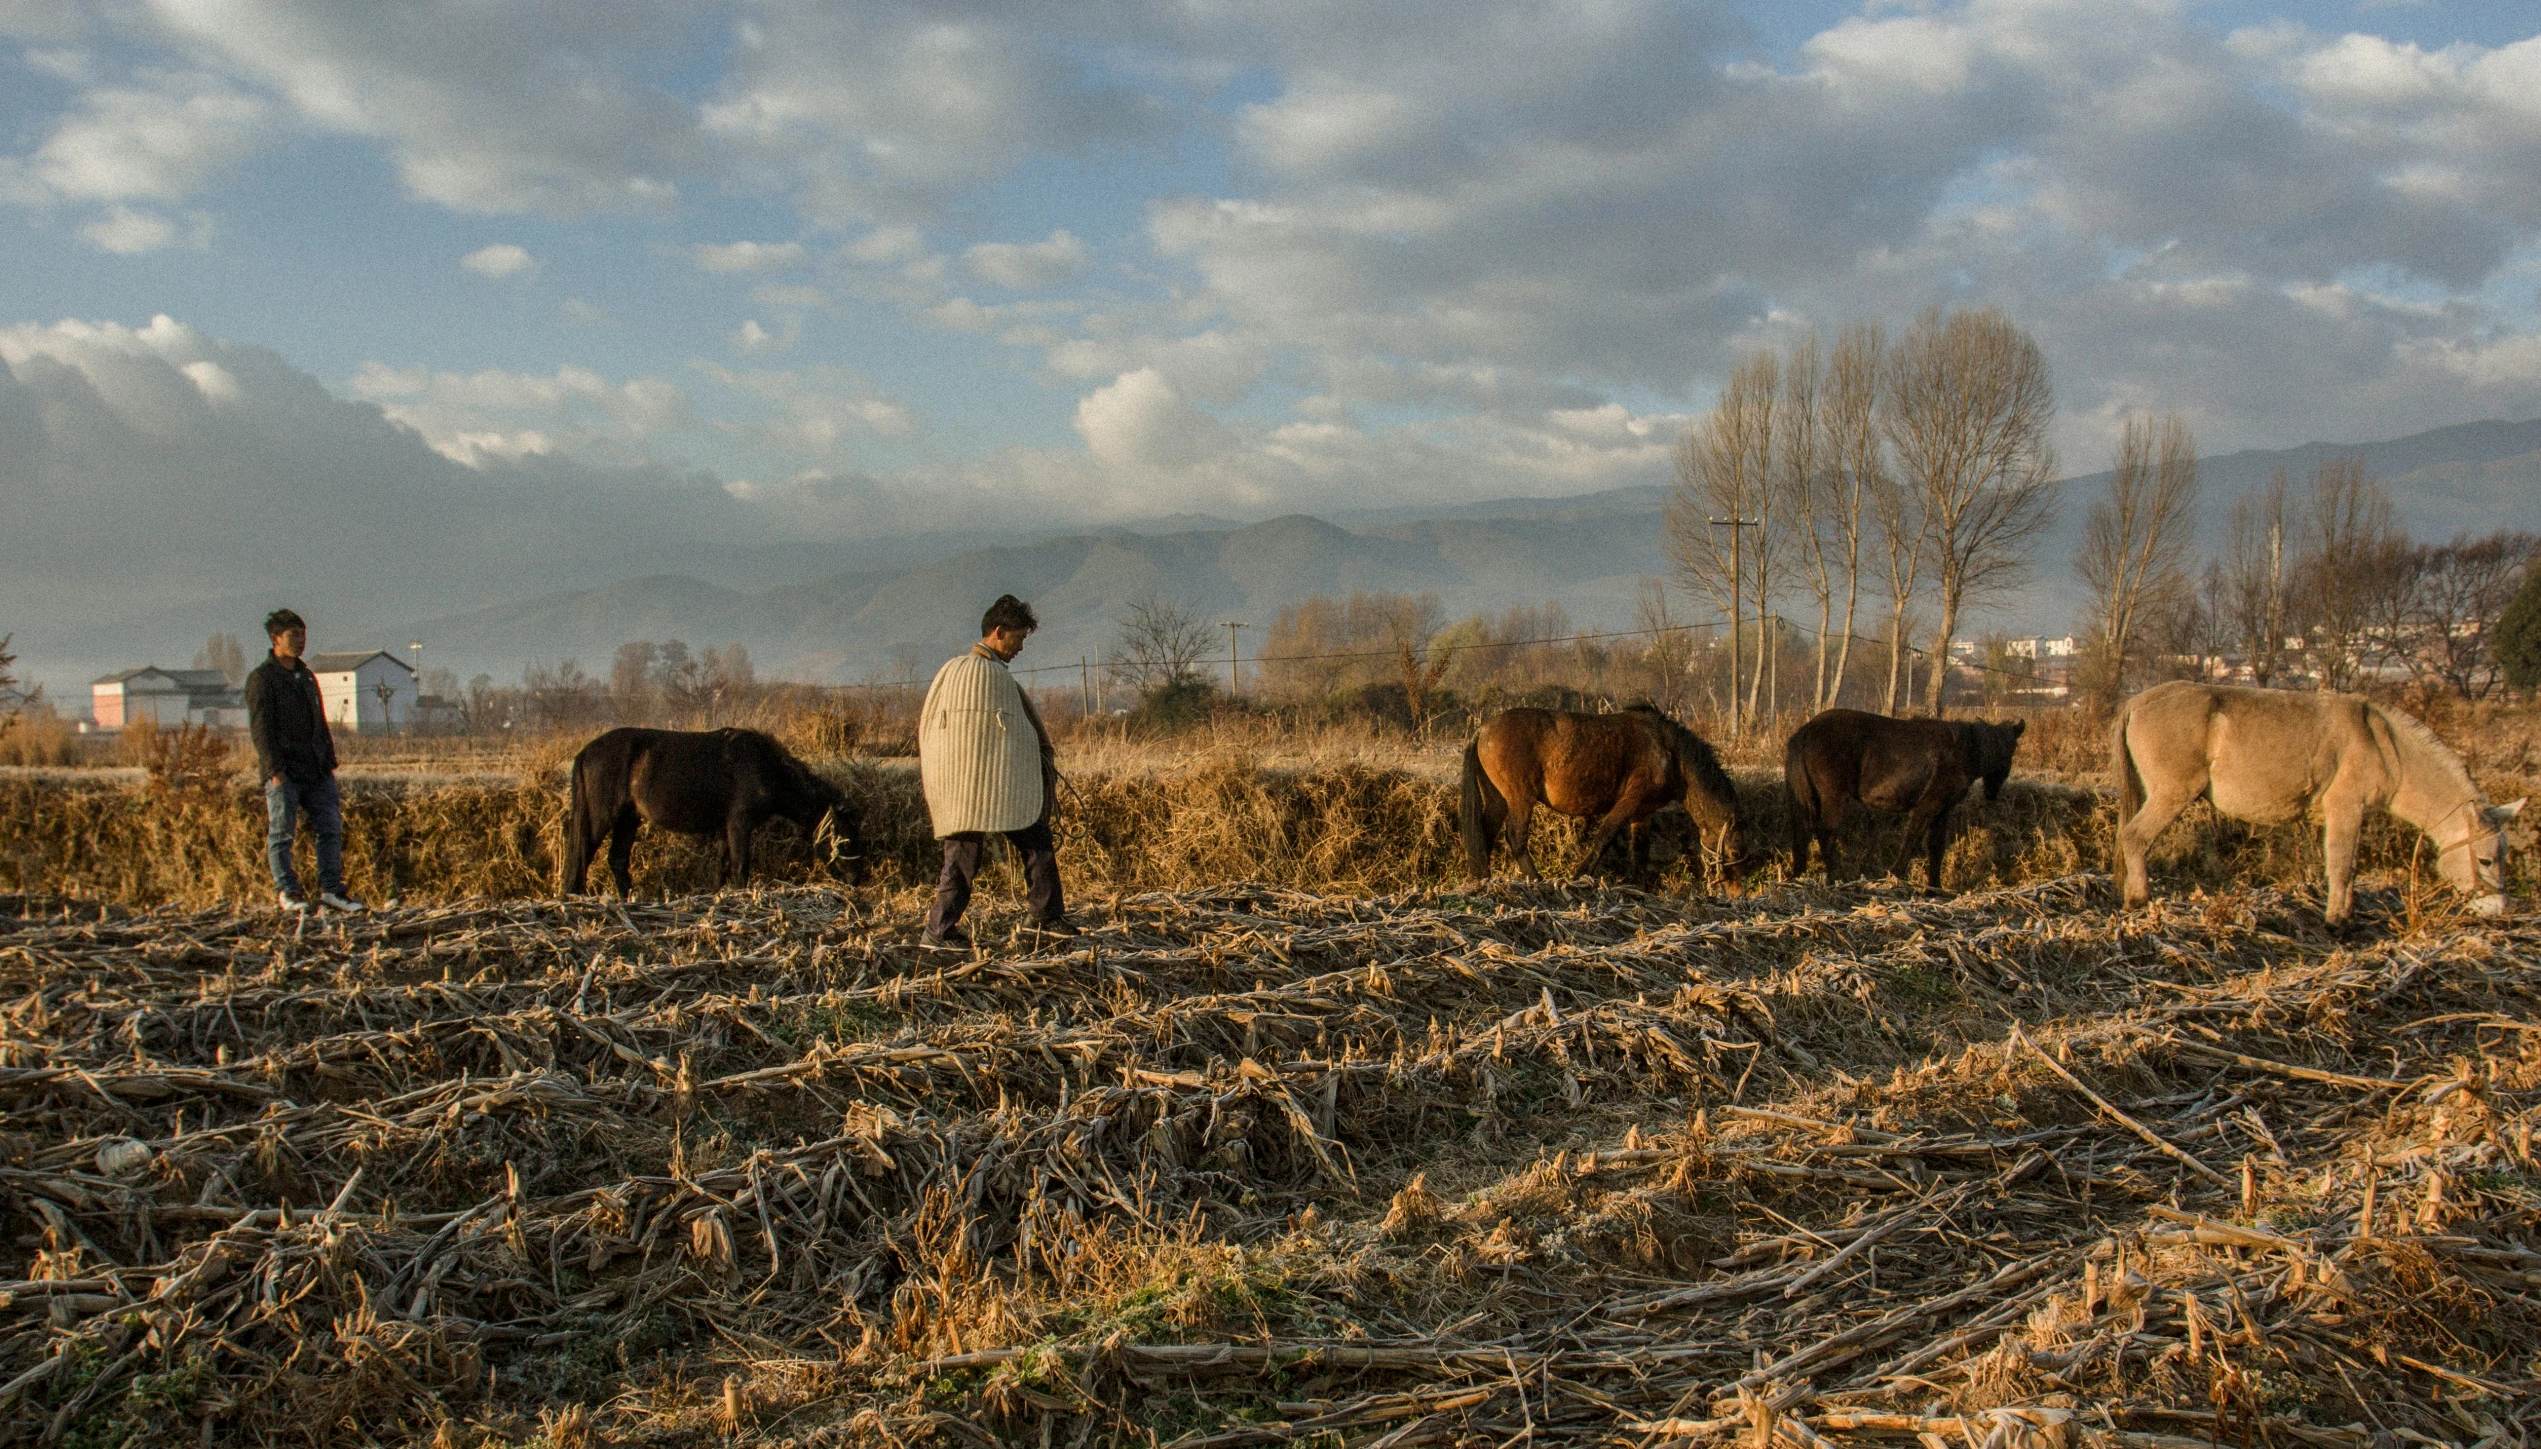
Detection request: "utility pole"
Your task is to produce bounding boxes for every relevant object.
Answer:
[1709,516,1758,735]
[1080,656,1091,719]
[1223,622,1249,698]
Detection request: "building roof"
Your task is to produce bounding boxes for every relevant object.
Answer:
[305,651,415,676]
[93,666,233,690]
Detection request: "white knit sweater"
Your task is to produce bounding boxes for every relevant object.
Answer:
[917,647,1048,837]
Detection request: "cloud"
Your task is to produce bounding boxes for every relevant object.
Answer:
[730,317,800,353]
[701,7,1167,225]
[0,315,778,677]
[690,239,808,273]
[80,203,209,253]
[347,358,692,464]
[140,0,707,216]
[459,242,537,278]
[17,68,275,202]
[698,361,915,454]
[963,229,1088,290]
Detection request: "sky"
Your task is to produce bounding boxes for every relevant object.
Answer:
[6,0,2541,686]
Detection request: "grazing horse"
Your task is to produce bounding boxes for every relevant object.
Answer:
[563,727,864,897]
[1460,705,1743,884]
[1785,709,2026,888]
[2112,681,2522,925]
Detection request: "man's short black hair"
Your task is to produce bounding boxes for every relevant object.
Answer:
[982,594,1038,636]
[264,608,306,639]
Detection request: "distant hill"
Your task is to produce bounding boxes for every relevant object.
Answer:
[406,512,1671,686]
[398,416,2541,687]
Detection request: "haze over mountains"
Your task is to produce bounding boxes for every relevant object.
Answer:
[386,416,2541,692]
[19,413,2539,703]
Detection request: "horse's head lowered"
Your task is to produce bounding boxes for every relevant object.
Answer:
[1663,716,1747,882]
[1967,719,2027,802]
[798,767,870,887]
[2442,796,2526,917]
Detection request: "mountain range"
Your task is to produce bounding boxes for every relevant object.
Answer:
[384,415,2541,690]
[28,416,2540,701]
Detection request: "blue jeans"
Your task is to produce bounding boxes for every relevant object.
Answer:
[264,774,346,898]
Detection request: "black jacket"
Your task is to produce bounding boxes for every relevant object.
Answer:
[245,654,338,785]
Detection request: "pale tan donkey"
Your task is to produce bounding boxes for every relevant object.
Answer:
[2111,681,2524,926]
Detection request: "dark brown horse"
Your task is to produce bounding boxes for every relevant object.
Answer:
[563,727,864,897]
[1784,709,2025,888]
[1460,705,1743,884]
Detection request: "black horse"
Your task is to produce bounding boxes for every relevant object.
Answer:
[1460,704,1744,884]
[1784,709,2024,888]
[563,727,863,896]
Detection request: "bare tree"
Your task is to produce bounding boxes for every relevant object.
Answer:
[1814,322,1882,709]
[2374,531,2541,698]
[1634,577,1697,715]
[1868,463,1927,715]
[0,633,36,739]
[1883,307,2059,713]
[1666,350,1780,735]
[1114,589,1215,691]
[1771,335,1821,720]
[193,632,248,687]
[2295,457,2395,691]
[2074,411,2199,711]
[2219,470,2291,687]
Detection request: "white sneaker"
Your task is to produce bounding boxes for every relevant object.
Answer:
[318,891,365,914]
[278,891,312,913]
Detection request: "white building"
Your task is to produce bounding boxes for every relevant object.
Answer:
[91,667,244,730]
[307,651,416,734]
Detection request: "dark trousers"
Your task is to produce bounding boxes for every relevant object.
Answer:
[264,774,346,898]
[928,818,1063,935]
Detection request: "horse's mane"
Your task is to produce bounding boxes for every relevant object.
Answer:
[2367,700,2486,803]
[1633,705,1738,813]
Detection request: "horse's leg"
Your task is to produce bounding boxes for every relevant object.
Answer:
[1506,795,1541,880]
[2116,783,2201,911]
[2322,798,2363,928]
[1890,779,1956,888]
[1629,820,1651,881]
[607,809,638,899]
[1574,809,1632,879]
[726,810,754,889]
[1922,801,1955,890]
[1577,782,1663,880]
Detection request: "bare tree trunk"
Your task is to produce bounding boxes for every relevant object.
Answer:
[1824,323,1882,708]
[1667,352,1777,737]
[1884,308,2058,716]
[2075,411,2199,713]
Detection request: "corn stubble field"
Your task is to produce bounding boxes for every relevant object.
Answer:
[6,712,2541,1448]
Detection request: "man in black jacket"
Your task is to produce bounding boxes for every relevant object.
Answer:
[244,608,362,913]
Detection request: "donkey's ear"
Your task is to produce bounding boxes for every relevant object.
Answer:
[2487,797,2528,823]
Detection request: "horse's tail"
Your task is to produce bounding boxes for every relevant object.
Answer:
[1783,730,1817,870]
[1459,739,1500,880]
[562,748,594,894]
[2110,698,2145,834]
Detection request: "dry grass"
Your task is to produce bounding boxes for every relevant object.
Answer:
[6,703,2541,1446]
[5,876,2537,1447]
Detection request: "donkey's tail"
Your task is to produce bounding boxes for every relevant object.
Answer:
[2109,699,2145,834]
[562,751,593,894]
[1458,739,1500,881]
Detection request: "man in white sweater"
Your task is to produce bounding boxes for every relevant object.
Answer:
[917,594,1076,947]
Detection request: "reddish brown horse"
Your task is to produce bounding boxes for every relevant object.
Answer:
[1460,705,1744,884]
[1784,709,2025,888]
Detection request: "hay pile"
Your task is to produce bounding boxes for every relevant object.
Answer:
[4,873,2535,1446]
